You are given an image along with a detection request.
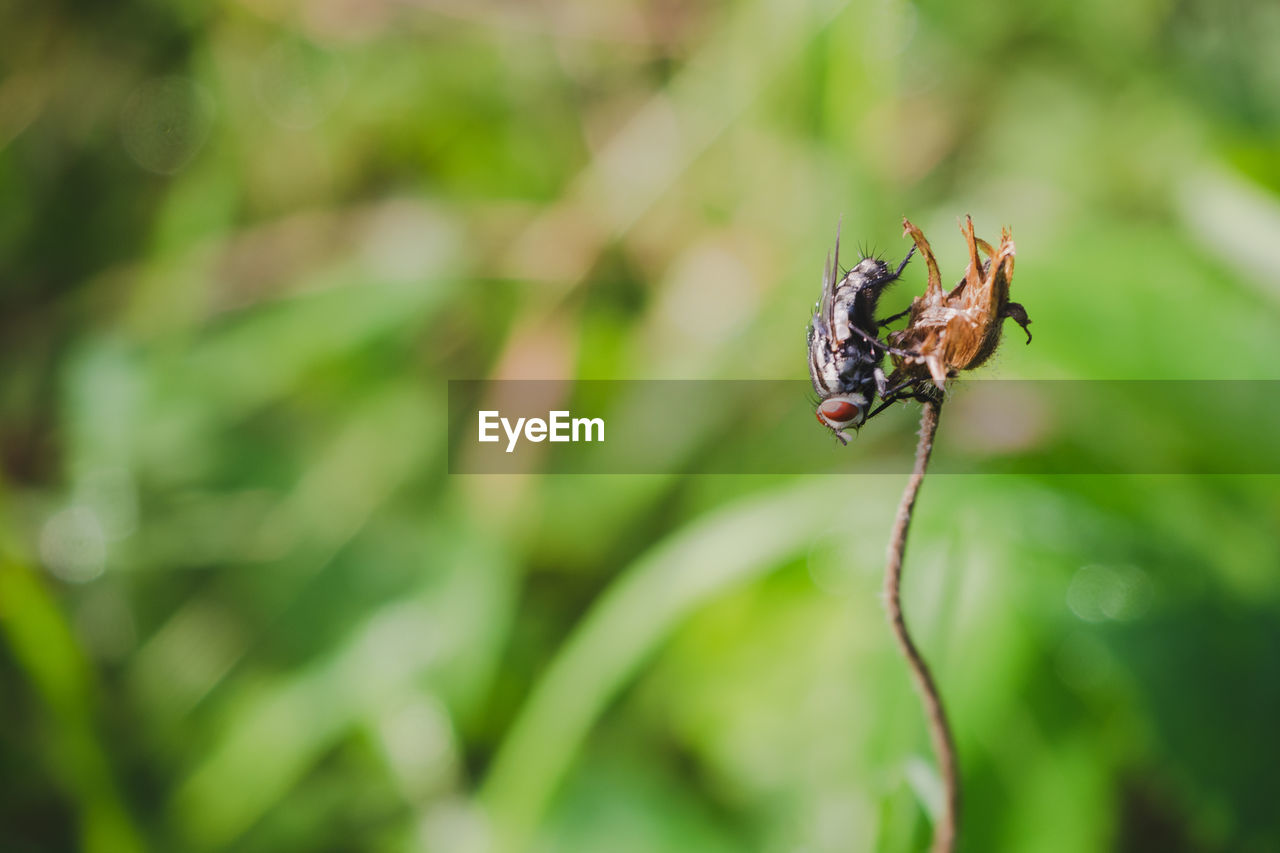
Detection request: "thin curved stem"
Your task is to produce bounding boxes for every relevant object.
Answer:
[883,399,958,852]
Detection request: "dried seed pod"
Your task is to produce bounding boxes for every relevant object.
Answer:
[887,216,1031,391]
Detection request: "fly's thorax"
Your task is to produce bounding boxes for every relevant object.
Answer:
[850,258,890,279]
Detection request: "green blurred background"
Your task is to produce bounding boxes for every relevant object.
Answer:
[3,0,1280,851]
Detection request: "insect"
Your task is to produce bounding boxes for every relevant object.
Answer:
[807,221,915,444]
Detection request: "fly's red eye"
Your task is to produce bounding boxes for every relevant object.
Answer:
[819,399,860,423]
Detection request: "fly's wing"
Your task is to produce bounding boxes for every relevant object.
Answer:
[807,321,827,393]
[832,217,842,281]
[823,219,842,341]
[809,222,844,395]
[813,249,833,343]
[809,251,836,395]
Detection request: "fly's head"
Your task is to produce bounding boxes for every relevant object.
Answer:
[814,392,868,445]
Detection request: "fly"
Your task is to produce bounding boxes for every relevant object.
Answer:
[807,220,915,444]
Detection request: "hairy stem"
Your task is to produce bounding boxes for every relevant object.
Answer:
[884,398,958,852]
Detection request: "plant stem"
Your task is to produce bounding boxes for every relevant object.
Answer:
[884,398,958,852]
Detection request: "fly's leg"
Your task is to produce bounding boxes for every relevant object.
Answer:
[869,246,916,327]
[847,323,917,358]
[875,303,916,326]
[862,376,938,423]
[891,244,916,279]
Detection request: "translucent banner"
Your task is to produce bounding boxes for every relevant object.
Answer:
[447,380,1280,475]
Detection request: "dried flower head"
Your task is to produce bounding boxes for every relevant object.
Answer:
[887,216,1031,391]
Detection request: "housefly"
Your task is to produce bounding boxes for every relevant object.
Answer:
[807,222,914,444]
